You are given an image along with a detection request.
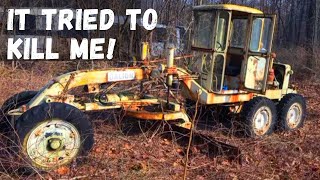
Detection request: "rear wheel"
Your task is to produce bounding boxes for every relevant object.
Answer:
[277,94,306,131]
[0,91,38,134]
[240,97,277,137]
[15,102,94,170]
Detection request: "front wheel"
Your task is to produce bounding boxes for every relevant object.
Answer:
[15,102,94,170]
[240,97,277,137]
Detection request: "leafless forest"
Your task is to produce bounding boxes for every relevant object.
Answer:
[0,0,320,179]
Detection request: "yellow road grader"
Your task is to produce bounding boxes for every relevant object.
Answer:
[0,4,306,170]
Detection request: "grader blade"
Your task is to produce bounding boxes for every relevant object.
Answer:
[166,126,241,162]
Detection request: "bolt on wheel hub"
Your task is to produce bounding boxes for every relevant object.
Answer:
[49,138,62,150]
[24,119,81,169]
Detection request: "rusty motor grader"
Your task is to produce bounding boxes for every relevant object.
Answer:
[0,4,306,170]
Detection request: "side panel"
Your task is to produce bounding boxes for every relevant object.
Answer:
[244,56,267,90]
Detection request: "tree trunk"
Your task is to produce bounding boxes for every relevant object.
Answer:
[306,0,319,68]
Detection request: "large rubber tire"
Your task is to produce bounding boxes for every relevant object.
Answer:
[277,94,306,131]
[15,102,94,170]
[240,97,277,137]
[0,91,38,134]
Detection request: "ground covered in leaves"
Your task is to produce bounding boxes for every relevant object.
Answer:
[0,66,319,179]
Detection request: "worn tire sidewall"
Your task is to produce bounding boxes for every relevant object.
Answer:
[0,91,38,134]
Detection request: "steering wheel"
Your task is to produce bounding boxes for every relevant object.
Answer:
[216,42,223,51]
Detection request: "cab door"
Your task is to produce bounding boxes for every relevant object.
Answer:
[191,10,231,93]
[211,10,231,92]
[242,15,276,93]
[202,10,231,93]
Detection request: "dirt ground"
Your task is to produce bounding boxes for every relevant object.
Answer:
[0,66,319,179]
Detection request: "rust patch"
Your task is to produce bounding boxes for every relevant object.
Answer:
[166,67,178,75]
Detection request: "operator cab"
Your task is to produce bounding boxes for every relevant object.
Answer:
[190,4,275,93]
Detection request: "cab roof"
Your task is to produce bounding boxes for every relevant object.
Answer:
[193,4,263,15]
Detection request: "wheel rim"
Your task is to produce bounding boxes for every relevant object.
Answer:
[253,106,272,135]
[24,119,81,169]
[286,103,302,129]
